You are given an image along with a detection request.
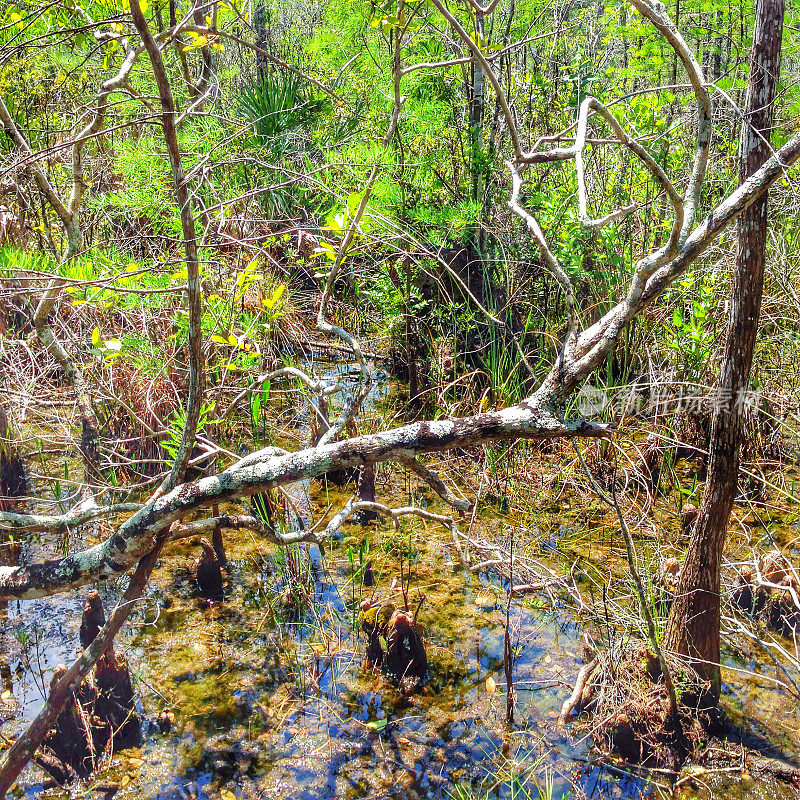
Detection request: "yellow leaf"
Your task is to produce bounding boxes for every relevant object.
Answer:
[220,790,236,800]
[271,284,286,305]
[1,690,11,701]
[485,676,496,693]
[139,0,148,12]
[188,34,208,48]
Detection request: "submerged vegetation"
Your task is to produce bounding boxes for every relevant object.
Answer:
[1,0,800,796]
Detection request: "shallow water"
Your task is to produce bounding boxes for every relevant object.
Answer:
[3,369,800,799]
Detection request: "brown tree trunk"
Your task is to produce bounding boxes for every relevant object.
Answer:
[130,0,205,493]
[663,0,784,700]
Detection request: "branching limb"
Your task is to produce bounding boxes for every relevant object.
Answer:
[628,0,711,241]
[507,161,579,351]
[532,125,800,402]
[170,514,318,546]
[320,497,462,541]
[395,456,472,512]
[0,501,142,534]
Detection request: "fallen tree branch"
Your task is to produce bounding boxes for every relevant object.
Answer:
[557,656,598,730]
[170,514,318,546]
[0,501,142,533]
[0,403,604,601]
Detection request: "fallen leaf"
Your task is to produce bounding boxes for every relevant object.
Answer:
[0,690,11,701]
[220,790,237,800]
[485,676,496,693]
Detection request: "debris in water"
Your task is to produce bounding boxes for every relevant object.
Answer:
[732,551,800,638]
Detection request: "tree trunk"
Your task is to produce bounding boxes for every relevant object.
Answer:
[0,404,26,509]
[663,0,784,699]
[254,1,269,82]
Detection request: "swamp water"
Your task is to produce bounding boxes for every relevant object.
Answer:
[2,367,799,799]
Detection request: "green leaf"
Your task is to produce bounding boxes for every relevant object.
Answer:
[365,718,387,731]
[346,192,363,217]
[91,328,101,347]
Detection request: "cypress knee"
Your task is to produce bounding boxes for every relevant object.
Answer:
[95,649,142,749]
[79,590,106,650]
[195,538,224,601]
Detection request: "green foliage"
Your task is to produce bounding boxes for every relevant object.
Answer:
[664,274,718,380]
[0,246,53,277]
[162,402,216,466]
[238,72,327,151]
[98,135,179,239]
